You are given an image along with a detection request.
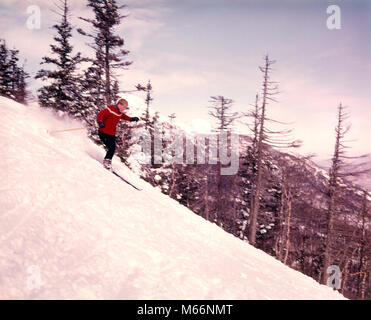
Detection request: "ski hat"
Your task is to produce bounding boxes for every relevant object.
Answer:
[116,98,128,106]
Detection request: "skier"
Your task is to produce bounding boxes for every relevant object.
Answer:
[97,98,139,170]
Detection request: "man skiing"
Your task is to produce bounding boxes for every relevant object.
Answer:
[97,98,139,170]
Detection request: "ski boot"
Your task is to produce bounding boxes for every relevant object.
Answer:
[103,158,112,171]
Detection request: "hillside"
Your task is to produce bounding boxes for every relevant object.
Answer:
[0,97,344,299]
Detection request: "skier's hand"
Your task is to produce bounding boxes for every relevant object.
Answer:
[130,117,139,122]
[98,121,106,128]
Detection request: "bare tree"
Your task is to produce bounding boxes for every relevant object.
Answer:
[358,190,370,299]
[208,95,239,226]
[247,93,260,220]
[248,55,301,246]
[321,103,370,285]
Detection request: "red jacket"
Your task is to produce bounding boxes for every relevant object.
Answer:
[97,105,131,135]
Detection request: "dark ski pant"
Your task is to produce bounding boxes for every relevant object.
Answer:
[98,131,116,160]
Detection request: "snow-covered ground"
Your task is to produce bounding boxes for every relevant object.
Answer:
[0,97,345,299]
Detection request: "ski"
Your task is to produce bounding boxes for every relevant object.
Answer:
[112,171,142,191]
[87,152,142,191]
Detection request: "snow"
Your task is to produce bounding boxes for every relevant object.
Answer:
[0,97,345,299]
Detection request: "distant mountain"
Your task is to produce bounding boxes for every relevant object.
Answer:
[347,161,371,191]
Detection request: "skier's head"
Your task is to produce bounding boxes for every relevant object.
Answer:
[116,98,128,112]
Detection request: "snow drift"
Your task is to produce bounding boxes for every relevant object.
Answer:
[0,97,344,299]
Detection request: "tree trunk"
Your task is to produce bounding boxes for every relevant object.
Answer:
[217,161,222,226]
[248,57,269,246]
[276,175,286,261]
[169,162,176,198]
[322,194,336,284]
[205,175,209,221]
[283,190,292,265]
[105,43,111,105]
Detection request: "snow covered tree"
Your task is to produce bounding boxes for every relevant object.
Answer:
[167,113,177,198]
[0,39,12,97]
[13,64,30,104]
[237,93,260,239]
[0,39,29,103]
[78,0,132,110]
[139,81,156,167]
[35,0,83,116]
[112,80,120,104]
[8,49,19,95]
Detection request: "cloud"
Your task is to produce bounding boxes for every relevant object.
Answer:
[117,5,170,52]
[117,67,207,95]
[268,67,371,160]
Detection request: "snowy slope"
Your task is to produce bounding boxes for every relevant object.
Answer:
[0,97,344,299]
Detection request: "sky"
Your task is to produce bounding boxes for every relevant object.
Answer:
[0,0,370,164]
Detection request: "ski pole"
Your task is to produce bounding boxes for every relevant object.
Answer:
[48,125,96,134]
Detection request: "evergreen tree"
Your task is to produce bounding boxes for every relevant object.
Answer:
[142,80,153,130]
[0,39,29,103]
[35,0,83,116]
[8,48,19,95]
[0,39,12,97]
[14,65,30,104]
[78,0,132,111]
[167,113,177,198]
[139,81,156,166]
[112,80,120,104]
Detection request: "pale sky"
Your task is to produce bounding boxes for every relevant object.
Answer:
[0,0,370,164]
